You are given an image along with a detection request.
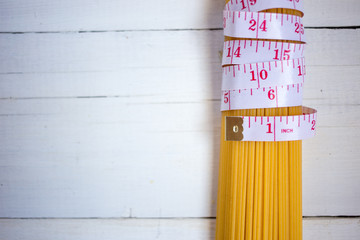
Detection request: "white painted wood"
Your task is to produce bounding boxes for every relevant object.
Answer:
[0,29,359,76]
[303,218,360,240]
[0,218,359,240]
[0,0,359,32]
[0,97,359,217]
[0,0,359,220]
[0,65,358,106]
[0,29,359,217]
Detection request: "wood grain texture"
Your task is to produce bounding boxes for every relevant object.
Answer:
[0,29,359,98]
[0,100,358,217]
[0,0,359,32]
[0,218,359,240]
[0,28,359,218]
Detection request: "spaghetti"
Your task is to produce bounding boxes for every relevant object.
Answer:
[215,1,306,239]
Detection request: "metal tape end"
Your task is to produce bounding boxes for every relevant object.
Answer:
[225,116,244,141]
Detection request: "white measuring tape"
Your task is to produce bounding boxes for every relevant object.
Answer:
[221,0,316,141]
[222,57,305,90]
[221,83,303,111]
[225,0,304,15]
[223,11,305,42]
[226,107,316,141]
[222,40,305,65]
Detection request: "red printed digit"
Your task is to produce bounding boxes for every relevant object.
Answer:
[311,120,316,130]
[268,89,275,100]
[266,123,273,133]
[223,17,226,28]
[224,92,229,103]
[226,47,231,57]
[259,69,268,80]
[249,0,257,5]
[259,20,267,32]
[234,47,241,57]
[249,19,256,31]
[283,49,290,60]
[273,49,280,60]
[295,22,304,34]
[250,70,256,81]
[297,65,303,76]
[295,22,300,33]
[239,0,247,10]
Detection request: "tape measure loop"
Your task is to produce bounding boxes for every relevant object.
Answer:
[223,11,305,42]
[225,107,317,142]
[225,0,304,16]
[221,0,316,141]
[222,40,305,65]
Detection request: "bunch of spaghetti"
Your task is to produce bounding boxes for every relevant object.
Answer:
[216,1,316,240]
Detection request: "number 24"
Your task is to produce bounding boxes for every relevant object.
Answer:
[249,19,267,32]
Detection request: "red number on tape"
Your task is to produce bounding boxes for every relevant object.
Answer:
[224,92,229,103]
[249,19,256,31]
[267,123,273,133]
[260,69,268,80]
[268,89,275,100]
[259,20,267,32]
[311,120,316,130]
[295,22,304,34]
[234,47,241,57]
[283,49,290,60]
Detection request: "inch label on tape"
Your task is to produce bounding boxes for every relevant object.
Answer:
[222,40,305,65]
[223,11,305,42]
[225,0,304,15]
[225,107,316,141]
[222,57,305,90]
[221,83,303,110]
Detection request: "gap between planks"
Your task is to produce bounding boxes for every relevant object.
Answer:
[0,26,359,35]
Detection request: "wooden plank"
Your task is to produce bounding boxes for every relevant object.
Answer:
[0,29,359,104]
[0,218,359,240]
[0,12,358,219]
[0,30,358,76]
[0,65,358,106]
[0,0,358,32]
[0,97,358,217]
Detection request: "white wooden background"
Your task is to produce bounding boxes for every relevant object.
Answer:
[0,0,359,239]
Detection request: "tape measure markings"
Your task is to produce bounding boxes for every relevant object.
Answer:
[225,107,316,141]
[221,83,303,110]
[222,40,305,65]
[222,57,305,90]
[225,0,304,15]
[223,11,305,42]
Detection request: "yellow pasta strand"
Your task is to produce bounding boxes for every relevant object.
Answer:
[215,2,304,239]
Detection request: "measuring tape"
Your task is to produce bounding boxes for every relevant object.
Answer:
[221,83,303,111]
[221,0,316,141]
[223,11,305,42]
[225,107,316,141]
[222,57,305,90]
[222,40,305,65]
[225,0,304,15]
